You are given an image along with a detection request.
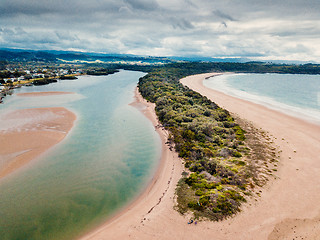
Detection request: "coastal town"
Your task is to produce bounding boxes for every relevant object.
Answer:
[0,65,83,100]
[0,63,120,103]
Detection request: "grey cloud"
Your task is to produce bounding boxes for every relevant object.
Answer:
[184,0,197,8]
[0,0,319,61]
[55,31,79,42]
[213,10,235,21]
[121,34,160,50]
[170,18,194,30]
[0,1,52,16]
[221,22,227,28]
[271,26,320,38]
[123,0,159,11]
[119,6,133,14]
[0,0,122,17]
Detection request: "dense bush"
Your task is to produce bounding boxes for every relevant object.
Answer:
[138,67,251,220]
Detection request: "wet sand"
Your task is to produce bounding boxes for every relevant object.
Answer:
[17,91,74,97]
[0,92,76,179]
[80,73,320,240]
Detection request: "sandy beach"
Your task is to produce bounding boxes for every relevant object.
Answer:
[0,92,76,179]
[80,73,320,240]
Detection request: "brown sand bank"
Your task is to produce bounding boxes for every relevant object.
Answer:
[17,91,74,97]
[0,106,76,179]
[80,74,320,240]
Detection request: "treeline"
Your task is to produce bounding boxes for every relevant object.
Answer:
[0,70,25,79]
[59,75,78,80]
[86,68,119,76]
[33,78,58,85]
[123,61,320,75]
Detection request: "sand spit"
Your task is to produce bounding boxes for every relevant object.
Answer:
[80,73,320,240]
[0,106,76,179]
[181,73,320,240]
[17,91,74,97]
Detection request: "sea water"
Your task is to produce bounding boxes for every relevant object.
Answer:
[204,73,320,124]
[0,71,161,240]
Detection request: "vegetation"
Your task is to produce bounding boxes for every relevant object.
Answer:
[59,75,78,80]
[86,69,119,76]
[33,78,58,85]
[138,65,277,220]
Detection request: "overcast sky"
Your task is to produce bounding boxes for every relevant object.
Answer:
[1,0,319,62]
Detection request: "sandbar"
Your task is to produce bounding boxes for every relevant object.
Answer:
[0,106,76,179]
[80,73,320,240]
[17,91,74,97]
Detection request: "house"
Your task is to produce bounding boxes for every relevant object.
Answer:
[17,76,25,81]
[32,73,45,78]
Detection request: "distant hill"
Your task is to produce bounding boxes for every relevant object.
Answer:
[0,49,57,62]
[0,48,177,65]
[0,48,316,65]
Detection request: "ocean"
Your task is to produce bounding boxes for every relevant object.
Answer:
[203,73,320,125]
[0,70,161,240]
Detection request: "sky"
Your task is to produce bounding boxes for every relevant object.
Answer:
[1,0,320,62]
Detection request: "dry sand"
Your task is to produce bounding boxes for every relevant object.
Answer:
[0,92,76,179]
[80,73,320,240]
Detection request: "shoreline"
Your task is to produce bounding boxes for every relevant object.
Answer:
[0,92,77,179]
[181,73,320,239]
[202,73,320,126]
[81,73,320,240]
[79,87,184,239]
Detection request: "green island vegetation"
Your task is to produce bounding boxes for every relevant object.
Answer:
[86,68,119,76]
[137,64,286,221]
[59,75,78,80]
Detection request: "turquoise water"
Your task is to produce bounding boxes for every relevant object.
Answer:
[0,71,161,240]
[204,73,320,124]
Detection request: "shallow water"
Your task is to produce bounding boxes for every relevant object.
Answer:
[204,73,320,124]
[0,71,161,240]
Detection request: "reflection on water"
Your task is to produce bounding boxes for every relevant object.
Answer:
[0,71,161,240]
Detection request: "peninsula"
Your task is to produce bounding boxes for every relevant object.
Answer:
[80,71,320,240]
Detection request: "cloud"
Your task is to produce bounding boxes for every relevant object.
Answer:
[123,0,159,11]
[0,0,319,62]
[184,0,197,8]
[213,10,236,21]
[170,18,194,30]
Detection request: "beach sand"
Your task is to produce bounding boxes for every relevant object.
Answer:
[80,73,320,240]
[0,92,76,179]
